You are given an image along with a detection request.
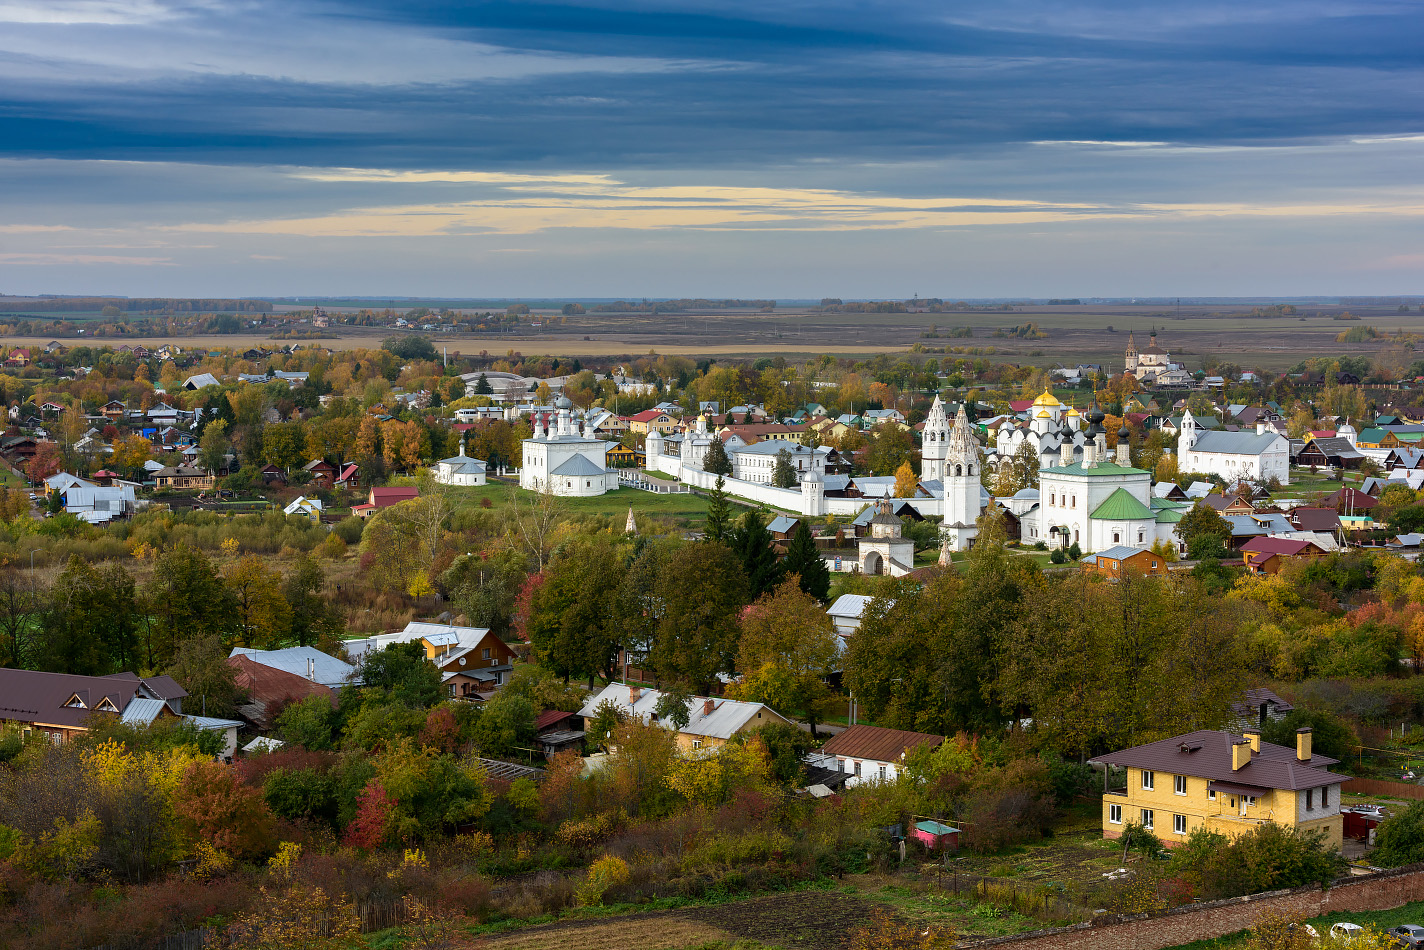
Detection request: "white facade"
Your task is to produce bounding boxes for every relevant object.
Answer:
[433,454,488,486]
[520,399,618,496]
[1177,411,1290,485]
[942,405,983,552]
[920,395,950,482]
[730,441,832,484]
[1029,430,1175,553]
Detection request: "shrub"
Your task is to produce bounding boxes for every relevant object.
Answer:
[576,855,631,907]
[317,532,347,559]
[332,516,365,544]
[1170,824,1345,900]
[1371,800,1424,867]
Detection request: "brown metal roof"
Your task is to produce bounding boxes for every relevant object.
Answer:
[1089,729,1342,792]
[227,655,334,709]
[820,724,944,763]
[0,668,141,729]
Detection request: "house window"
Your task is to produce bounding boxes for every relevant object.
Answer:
[1113,532,1120,543]
[854,760,862,777]
[1173,814,1187,835]
[1174,775,1187,795]
[1243,795,1256,807]
[1322,786,1330,807]
[839,758,848,773]
[482,648,491,660]
[1306,789,1313,810]
[878,765,886,781]
[1207,788,1216,800]
[1141,809,1154,829]
[692,740,702,750]
[1141,770,1155,790]
[1109,804,1122,824]
[1152,561,1158,569]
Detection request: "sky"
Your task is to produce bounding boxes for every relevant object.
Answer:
[0,0,1421,299]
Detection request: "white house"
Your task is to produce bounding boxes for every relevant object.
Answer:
[1177,410,1290,485]
[812,724,945,787]
[827,593,874,638]
[432,454,488,487]
[730,441,832,484]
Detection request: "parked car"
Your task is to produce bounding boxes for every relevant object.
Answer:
[1389,924,1424,947]
[1331,922,1365,943]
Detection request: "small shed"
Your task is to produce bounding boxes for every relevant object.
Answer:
[912,819,959,852]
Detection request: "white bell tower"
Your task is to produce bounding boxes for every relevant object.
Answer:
[942,405,983,552]
[920,394,951,482]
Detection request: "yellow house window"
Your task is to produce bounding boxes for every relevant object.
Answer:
[1174,775,1187,795]
[1141,770,1155,790]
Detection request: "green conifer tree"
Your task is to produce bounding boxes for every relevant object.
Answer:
[704,436,733,476]
[783,520,830,601]
[705,475,732,542]
[771,448,797,488]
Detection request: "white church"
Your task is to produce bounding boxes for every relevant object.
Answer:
[520,397,619,496]
[990,390,1086,474]
[1177,409,1290,486]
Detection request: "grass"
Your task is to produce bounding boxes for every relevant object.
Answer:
[446,483,713,527]
[1167,898,1424,949]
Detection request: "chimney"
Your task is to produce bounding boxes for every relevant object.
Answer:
[628,685,641,704]
[1232,738,1252,771]
[307,657,316,682]
[703,699,716,716]
[1243,729,1260,753]
[1297,727,1312,762]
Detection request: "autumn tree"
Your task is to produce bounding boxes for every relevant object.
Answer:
[39,557,141,676]
[166,635,247,719]
[1178,503,1233,560]
[225,556,292,649]
[527,538,627,684]
[732,581,840,734]
[893,461,918,498]
[442,547,527,638]
[174,760,275,860]
[648,541,749,694]
[141,544,237,667]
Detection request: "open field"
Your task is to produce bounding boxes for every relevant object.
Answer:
[445,482,718,527]
[5,301,1422,367]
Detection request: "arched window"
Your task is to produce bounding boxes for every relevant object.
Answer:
[1113,532,1120,543]
[1071,495,1076,508]
[1050,493,1055,505]
[1074,529,1080,543]
[954,464,962,477]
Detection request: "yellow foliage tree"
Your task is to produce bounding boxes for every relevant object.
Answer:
[893,461,918,498]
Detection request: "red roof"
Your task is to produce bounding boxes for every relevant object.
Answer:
[629,409,668,422]
[1008,399,1033,413]
[821,724,944,763]
[535,709,574,732]
[228,655,335,709]
[1240,537,1321,557]
[370,486,419,506]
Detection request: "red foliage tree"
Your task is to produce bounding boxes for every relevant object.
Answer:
[510,571,547,642]
[419,706,460,754]
[343,779,396,849]
[24,443,61,482]
[174,761,277,860]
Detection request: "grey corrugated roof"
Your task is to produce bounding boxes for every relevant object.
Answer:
[549,454,608,477]
[229,646,355,689]
[1187,431,1285,456]
[578,683,791,741]
[121,698,168,725]
[827,594,874,619]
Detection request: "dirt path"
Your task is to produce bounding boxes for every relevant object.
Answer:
[477,891,882,950]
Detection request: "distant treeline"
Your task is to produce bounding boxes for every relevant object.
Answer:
[0,297,272,313]
[587,299,776,313]
[818,298,1015,313]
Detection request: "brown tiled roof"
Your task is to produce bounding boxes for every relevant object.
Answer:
[821,724,943,763]
[0,668,141,729]
[139,674,188,701]
[535,710,574,732]
[1290,507,1341,532]
[1089,729,1342,792]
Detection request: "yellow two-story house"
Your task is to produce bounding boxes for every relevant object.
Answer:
[1089,728,1345,851]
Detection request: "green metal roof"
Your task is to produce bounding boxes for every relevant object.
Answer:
[1155,508,1185,524]
[1357,427,1388,443]
[1042,460,1151,477]
[1090,487,1155,521]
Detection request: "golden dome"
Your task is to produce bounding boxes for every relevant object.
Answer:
[1032,389,1062,408]
[1066,407,1081,417]
[1036,409,1051,418]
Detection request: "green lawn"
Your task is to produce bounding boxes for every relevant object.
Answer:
[1169,898,1424,949]
[447,483,714,525]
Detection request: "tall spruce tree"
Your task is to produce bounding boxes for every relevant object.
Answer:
[705,475,732,542]
[704,436,733,476]
[731,509,784,598]
[783,520,830,601]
